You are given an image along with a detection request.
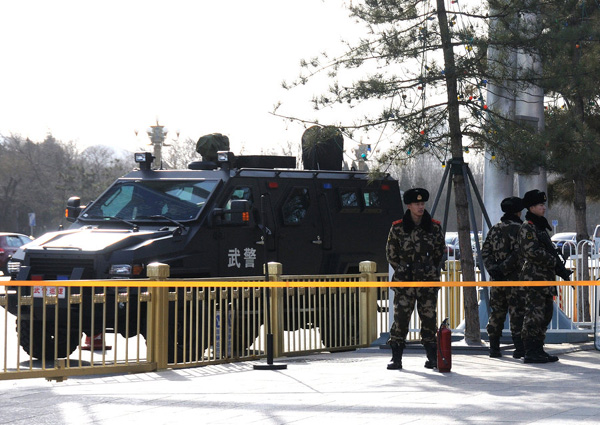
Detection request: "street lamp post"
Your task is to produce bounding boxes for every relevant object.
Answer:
[146,121,169,169]
[135,120,180,169]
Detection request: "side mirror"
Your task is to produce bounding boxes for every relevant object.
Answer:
[211,199,250,226]
[65,196,85,222]
[228,199,250,224]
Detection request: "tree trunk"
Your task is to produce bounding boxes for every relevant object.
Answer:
[437,0,481,343]
[453,171,481,343]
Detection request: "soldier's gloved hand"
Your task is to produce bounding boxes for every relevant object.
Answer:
[558,268,573,281]
[555,248,567,264]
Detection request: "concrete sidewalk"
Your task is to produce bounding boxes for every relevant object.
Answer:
[1,342,599,424]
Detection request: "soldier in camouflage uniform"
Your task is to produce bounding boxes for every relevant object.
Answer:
[518,189,571,364]
[482,196,526,359]
[386,188,445,370]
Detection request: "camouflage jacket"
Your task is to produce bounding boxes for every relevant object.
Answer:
[386,209,445,282]
[518,213,557,282]
[481,214,523,281]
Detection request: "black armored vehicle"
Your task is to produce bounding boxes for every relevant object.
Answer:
[5,130,402,360]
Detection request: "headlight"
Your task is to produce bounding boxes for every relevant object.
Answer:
[134,152,154,171]
[109,264,144,277]
[110,264,132,276]
[217,151,234,163]
[7,261,21,275]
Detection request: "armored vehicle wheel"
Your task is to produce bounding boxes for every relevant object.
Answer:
[318,289,359,351]
[18,319,82,361]
[167,289,210,364]
[319,323,358,352]
[228,310,261,357]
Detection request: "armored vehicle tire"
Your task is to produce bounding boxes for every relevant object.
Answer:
[18,319,82,361]
[167,290,210,364]
[319,323,358,352]
[317,289,360,351]
[227,310,261,357]
[168,314,199,364]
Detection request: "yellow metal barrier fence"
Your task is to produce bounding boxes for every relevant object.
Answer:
[2,259,597,381]
[0,261,382,381]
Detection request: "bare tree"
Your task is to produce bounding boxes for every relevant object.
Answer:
[0,134,134,235]
[163,137,201,170]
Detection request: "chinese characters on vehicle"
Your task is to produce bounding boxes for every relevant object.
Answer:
[227,247,257,268]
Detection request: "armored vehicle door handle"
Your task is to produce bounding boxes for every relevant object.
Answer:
[256,236,265,245]
[312,236,322,245]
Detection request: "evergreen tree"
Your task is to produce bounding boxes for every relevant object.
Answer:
[276,0,520,343]
[277,0,600,341]
[484,1,600,239]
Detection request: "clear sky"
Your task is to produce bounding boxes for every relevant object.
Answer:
[0,1,356,155]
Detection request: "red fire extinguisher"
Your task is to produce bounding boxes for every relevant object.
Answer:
[437,318,452,372]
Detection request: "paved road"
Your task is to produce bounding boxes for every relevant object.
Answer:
[1,342,599,424]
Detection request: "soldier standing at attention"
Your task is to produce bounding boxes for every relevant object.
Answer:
[386,188,445,370]
[482,196,526,359]
[519,189,570,364]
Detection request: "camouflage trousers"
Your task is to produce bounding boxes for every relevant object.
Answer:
[389,287,439,345]
[522,286,555,342]
[486,286,527,340]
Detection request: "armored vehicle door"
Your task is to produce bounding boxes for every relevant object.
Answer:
[215,183,272,277]
[274,182,332,274]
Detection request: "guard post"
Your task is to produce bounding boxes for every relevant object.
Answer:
[147,262,170,370]
[359,261,378,345]
[267,262,284,358]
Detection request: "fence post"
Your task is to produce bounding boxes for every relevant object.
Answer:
[359,261,378,345]
[446,260,462,328]
[267,262,284,358]
[147,262,170,370]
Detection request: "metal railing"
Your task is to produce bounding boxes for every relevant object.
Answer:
[0,282,155,381]
[0,261,383,381]
[2,245,598,381]
[383,239,599,343]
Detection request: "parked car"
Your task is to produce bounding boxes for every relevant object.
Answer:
[593,225,600,254]
[444,232,480,265]
[445,232,460,260]
[0,233,33,275]
[551,232,577,259]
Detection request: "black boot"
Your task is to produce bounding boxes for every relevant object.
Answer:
[512,335,525,359]
[424,342,437,369]
[387,342,404,370]
[540,344,559,362]
[523,339,548,364]
[489,336,502,358]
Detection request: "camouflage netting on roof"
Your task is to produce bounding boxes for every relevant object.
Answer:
[301,125,344,171]
[196,133,230,162]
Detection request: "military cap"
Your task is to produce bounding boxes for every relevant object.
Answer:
[522,189,547,208]
[500,196,524,213]
[403,188,429,204]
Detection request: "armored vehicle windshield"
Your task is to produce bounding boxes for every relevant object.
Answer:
[81,179,219,222]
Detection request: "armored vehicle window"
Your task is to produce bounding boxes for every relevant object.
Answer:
[82,179,218,221]
[363,190,381,208]
[226,187,253,208]
[282,187,310,225]
[95,185,134,218]
[338,188,360,212]
[224,187,254,222]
